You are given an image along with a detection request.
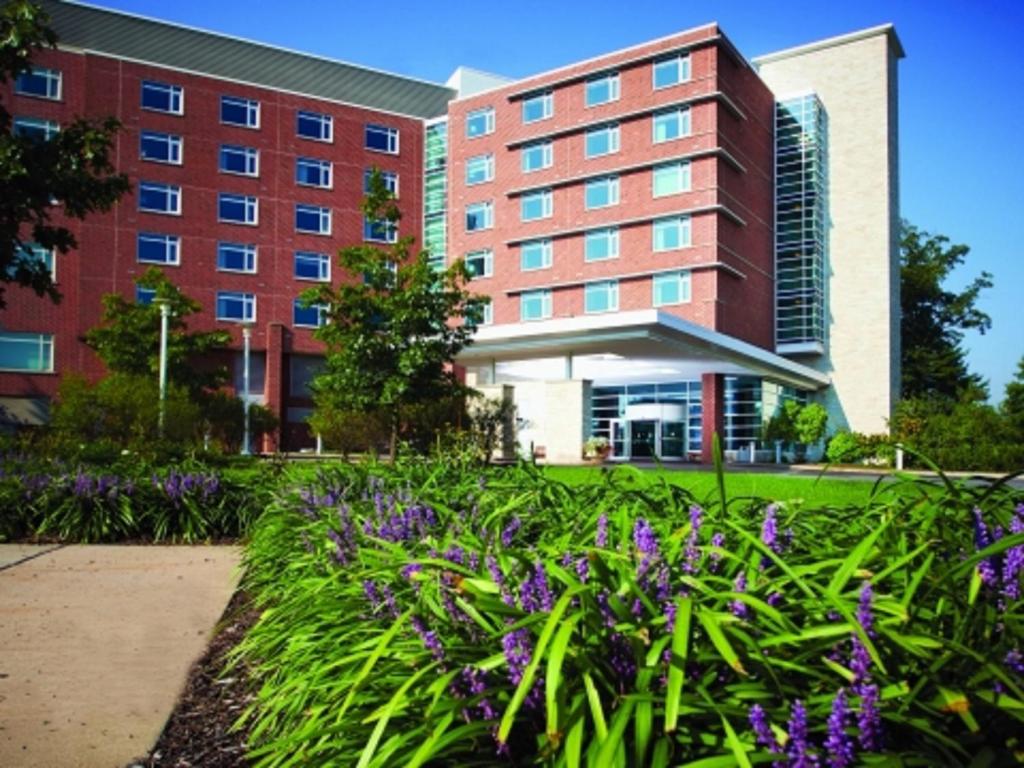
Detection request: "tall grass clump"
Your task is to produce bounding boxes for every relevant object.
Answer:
[235,451,1024,766]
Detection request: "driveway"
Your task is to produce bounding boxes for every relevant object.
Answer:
[0,544,241,768]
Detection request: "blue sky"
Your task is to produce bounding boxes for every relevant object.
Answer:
[84,0,1024,402]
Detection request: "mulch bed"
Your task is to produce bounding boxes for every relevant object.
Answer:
[128,590,259,767]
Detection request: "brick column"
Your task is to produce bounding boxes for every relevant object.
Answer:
[262,322,286,453]
[700,372,724,464]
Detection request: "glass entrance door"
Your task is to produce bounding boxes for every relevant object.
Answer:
[630,420,658,458]
[610,419,628,459]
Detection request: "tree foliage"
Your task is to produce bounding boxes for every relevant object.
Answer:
[900,222,992,400]
[0,0,130,308]
[301,170,488,458]
[1002,355,1024,440]
[84,267,231,395]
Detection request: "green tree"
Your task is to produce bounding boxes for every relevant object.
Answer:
[0,0,130,308]
[900,222,992,400]
[84,267,231,396]
[301,170,488,460]
[1002,355,1024,439]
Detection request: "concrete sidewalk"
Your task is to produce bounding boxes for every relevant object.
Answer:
[0,544,241,768]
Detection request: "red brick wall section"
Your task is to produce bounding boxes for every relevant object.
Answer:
[700,372,724,463]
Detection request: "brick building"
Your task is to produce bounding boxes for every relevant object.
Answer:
[0,1,903,461]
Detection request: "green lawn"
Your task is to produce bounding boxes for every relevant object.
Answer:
[542,464,918,509]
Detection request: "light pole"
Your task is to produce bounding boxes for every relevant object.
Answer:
[241,322,254,456]
[154,298,171,438]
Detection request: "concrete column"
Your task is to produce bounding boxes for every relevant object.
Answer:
[700,372,724,464]
[564,354,573,380]
[263,323,286,453]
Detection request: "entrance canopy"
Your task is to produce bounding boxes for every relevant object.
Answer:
[459,310,830,390]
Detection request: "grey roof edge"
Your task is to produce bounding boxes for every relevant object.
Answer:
[752,23,905,66]
[41,0,456,119]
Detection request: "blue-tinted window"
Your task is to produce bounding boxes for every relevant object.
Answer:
[218,193,257,224]
[520,190,552,221]
[520,290,552,321]
[293,299,326,328]
[296,204,331,235]
[363,217,397,243]
[585,228,618,262]
[140,131,182,164]
[522,92,552,124]
[584,280,619,313]
[365,124,399,153]
[0,332,53,372]
[296,158,332,188]
[216,291,256,322]
[219,145,258,176]
[294,251,330,281]
[15,67,61,99]
[221,96,259,128]
[520,240,552,271]
[466,107,495,138]
[363,169,398,195]
[585,124,619,158]
[13,117,58,141]
[141,81,183,114]
[584,176,619,209]
[585,73,619,107]
[137,233,180,264]
[297,110,332,141]
[466,202,493,231]
[653,54,691,89]
[216,242,257,273]
[138,183,181,215]
[135,285,156,305]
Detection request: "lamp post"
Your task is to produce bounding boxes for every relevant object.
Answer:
[241,322,254,456]
[153,298,171,438]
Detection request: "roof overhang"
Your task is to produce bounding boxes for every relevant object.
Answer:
[457,310,830,390]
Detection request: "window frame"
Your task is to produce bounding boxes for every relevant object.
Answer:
[584,175,620,210]
[219,144,259,177]
[465,153,494,186]
[0,331,54,373]
[584,227,620,262]
[520,189,553,222]
[138,182,182,216]
[521,141,553,173]
[295,157,333,189]
[363,169,399,196]
[136,232,181,265]
[296,110,333,142]
[215,291,257,323]
[652,161,691,197]
[585,123,620,158]
[295,204,332,236]
[584,280,620,314]
[652,270,692,307]
[365,123,399,154]
[216,242,257,274]
[363,217,397,243]
[220,95,260,129]
[12,117,58,141]
[135,285,156,305]
[652,215,692,252]
[294,251,331,282]
[15,67,61,100]
[141,80,183,115]
[520,239,552,272]
[465,249,493,279]
[521,91,553,124]
[218,193,258,226]
[293,299,327,328]
[585,72,620,108]
[466,107,495,139]
[652,108,691,144]
[465,202,493,232]
[520,289,553,321]
[140,131,183,165]
[12,243,55,281]
[653,54,692,90]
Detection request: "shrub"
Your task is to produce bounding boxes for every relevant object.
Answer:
[826,429,863,464]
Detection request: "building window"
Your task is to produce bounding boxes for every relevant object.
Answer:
[585,176,619,209]
[585,227,619,261]
[141,80,183,114]
[585,280,619,314]
[585,124,620,158]
[520,189,552,221]
[296,204,331,235]
[140,131,182,165]
[219,145,259,176]
[653,161,691,197]
[585,72,619,107]
[0,332,53,372]
[520,289,552,321]
[465,154,494,186]
[221,96,259,128]
[135,285,156,305]
[653,54,691,89]
[653,108,691,143]
[11,243,55,280]
[481,301,494,326]
[521,141,553,173]
[365,124,399,154]
[13,117,58,141]
[296,157,332,189]
[139,182,181,215]
[15,67,61,100]
[364,217,397,243]
[520,239,552,271]
[294,251,331,281]
[653,216,692,251]
[652,270,692,306]
[297,110,333,142]
[364,169,398,196]
[466,107,495,138]
[293,299,327,328]
[465,202,493,232]
[216,291,256,322]
[137,233,181,265]
[465,249,493,279]
[216,242,257,273]
[218,193,258,225]
[522,91,553,124]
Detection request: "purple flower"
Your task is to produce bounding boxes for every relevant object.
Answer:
[857,581,875,637]
[749,703,779,752]
[761,504,781,553]
[411,615,444,661]
[825,689,855,768]
[850,636,872,685]
[767,591,783,607]
[500,516,521,547]
[974,508,999,587]
[731,572,750,619]
[786,700,817,768]
[663,600,677,632]
[684,505,703,574]
[596,513,608,547]
[575,555,589,583]
[363,579,380,610]
[709,532,725,572]
[502,628,532,686]
[856,683,882,751]
[634,517,659,577]
[1006,648,1024,676]
[401,562,422,581]
[608,632,636,690]
[1002,515,1024,604]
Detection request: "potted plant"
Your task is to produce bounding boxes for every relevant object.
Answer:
[582,436,611,462]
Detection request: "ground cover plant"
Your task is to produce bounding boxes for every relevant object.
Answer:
[234,449,1024,766]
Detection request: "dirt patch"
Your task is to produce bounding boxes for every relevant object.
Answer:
[129,590,259,767]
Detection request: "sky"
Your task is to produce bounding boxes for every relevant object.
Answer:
[81,0,1024,402]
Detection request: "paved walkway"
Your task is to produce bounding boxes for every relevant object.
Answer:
[0,544,241,768]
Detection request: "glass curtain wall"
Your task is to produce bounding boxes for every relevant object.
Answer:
[424,119,448,271]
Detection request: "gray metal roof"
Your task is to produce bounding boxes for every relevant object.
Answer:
[39,0,455,119]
